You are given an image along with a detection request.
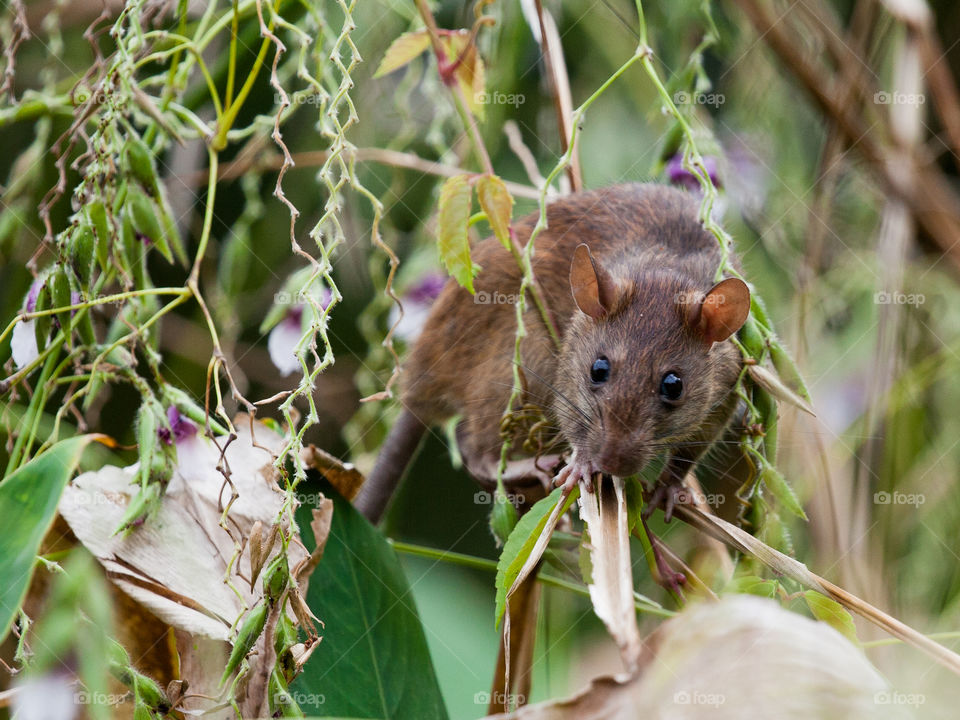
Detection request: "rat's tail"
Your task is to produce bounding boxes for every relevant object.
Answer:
[354,407,427,524]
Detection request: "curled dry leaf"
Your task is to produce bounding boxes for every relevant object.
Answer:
[301,444,365,500]
[58,418,333,717]
[484,596,905,720]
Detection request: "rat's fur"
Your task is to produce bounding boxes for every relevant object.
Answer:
[356,184,746,522]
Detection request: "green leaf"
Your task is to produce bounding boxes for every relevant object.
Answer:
[476,175,513,249]
[803,590,859,644]
[293,479,448,720]
[724,575,778,598]
[374,30,431,78]
[760,464,807,520]
[494,486,578,627]
[0,435,98,644]
[436,175,478,293]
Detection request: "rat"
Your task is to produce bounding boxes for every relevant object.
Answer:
[355,183,750,534]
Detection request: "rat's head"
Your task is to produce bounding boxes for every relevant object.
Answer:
[554,243,750,477]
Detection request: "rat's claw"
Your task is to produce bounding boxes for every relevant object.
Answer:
[643,482,689,523]
[553,459,597,493]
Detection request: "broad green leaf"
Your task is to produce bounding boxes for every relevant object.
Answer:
[804,590,859,644]
[0,435,98,644]
[293,479,448,720]
[761,464,807,520]
[723,574,778,598]
[495,486,578,627]
[436,175,478,293]
[476,175,513,249]
[374,30,431,78]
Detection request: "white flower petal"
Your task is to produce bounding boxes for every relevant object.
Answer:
[268,319,304,376]
[11,319,39,369]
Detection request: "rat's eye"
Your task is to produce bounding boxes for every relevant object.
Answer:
[590,356,610,384]
[660,372,683,402]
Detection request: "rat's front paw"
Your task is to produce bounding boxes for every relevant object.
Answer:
[643,482,690,523]
[553,457,599,493]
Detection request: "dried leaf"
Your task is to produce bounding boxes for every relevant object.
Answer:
[437,175,478,293]
[483,596,895,719]
[374,30,431,78]
[577,478,642,670]
[300,444,364,500]
[747,363,816,417]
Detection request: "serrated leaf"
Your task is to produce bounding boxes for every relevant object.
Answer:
[374,30,431,78]
[724,574,778,598]
[761,464,807,520]
[495,486,578,627]
[476,175,513,249]
[436,175,478,293]
[804,590,859,644]
[748,363,815,417]
[0,435,99,644]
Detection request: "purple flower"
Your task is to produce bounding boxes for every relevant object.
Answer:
[158,406,198,445]
[390,271,446,342]
[268,287,334,377]
[666,154,721,192]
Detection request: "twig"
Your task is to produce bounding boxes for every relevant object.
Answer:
[201,146,542,199]
[531,0,581,192]
[674,504,960,677]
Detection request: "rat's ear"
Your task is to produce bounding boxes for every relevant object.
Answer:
[570,243,617,320]
[689,277,751,344]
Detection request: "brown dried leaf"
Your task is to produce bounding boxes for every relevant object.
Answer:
[301,444,365,501]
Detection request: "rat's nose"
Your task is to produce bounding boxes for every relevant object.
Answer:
[596,447,641,478]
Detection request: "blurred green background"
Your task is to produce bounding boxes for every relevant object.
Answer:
[3,0,960,717]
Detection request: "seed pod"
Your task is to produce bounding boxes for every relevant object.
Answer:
[489,490,518,545]
[133,672,170,712]
[127,189,173,264]
[32,280,52,351]
[124,138,160,197]
[220,601,269,687]
[769,341,813,404]
[269,668,305,718]
[50,269,73,338]
[86,201,111,272]
[262,554,290,604]
[753,384,778,466]
[114,482,162,534]
[738,315,765,361]
[70,225,97,291]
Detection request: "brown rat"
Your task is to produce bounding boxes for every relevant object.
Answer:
[355,183,750,524]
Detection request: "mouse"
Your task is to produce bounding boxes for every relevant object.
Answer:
[355,183,750,526]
